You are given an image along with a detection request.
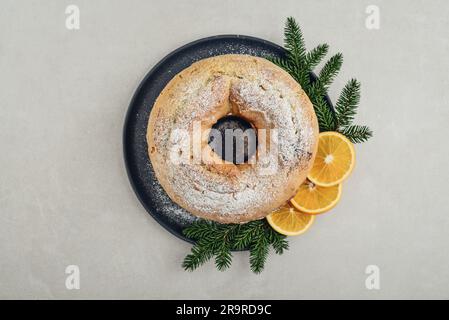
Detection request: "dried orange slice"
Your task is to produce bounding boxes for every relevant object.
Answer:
[308,132,355,187]
[266,204,315,236]
[290,180,342,215]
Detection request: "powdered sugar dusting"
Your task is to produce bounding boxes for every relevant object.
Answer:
[146,160,198,226]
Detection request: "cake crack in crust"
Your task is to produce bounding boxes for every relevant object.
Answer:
[147,54,319,223]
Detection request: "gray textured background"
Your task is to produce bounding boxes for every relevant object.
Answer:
[1,0,448,299]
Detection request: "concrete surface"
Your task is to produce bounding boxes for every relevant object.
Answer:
[1,0,448,299]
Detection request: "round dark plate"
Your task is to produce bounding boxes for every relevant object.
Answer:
[123,35,333,245]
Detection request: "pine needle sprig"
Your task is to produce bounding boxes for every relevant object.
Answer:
[338,125,373,143]
[182,238,216,272]
[316,53,343,90]
[335,79,361,128]
[305,44,329,70]
[249,224,269,274]
[266,226,289,254]
[314,96,337,132]
[270,17,372,143]
[183,219,219,240]
[182,219,288,273]
[284,17,306,66]
[214,238,233,271]
[233,221,260,250]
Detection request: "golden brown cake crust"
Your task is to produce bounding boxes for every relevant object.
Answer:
[147,54,319,223]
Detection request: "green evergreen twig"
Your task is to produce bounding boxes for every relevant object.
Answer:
[182,220,288,274]
[335,79,361,128]
[271,16,372,143]
[338,125,373,143]
[317,53,343,90]
[284,17,306,66]
[305,44,329,70]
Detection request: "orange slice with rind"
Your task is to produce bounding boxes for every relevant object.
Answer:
[266,204,315,236]
[290,180,342,215]
[308,132,355,187]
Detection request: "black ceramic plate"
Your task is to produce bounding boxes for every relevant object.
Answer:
[123,35,332,245]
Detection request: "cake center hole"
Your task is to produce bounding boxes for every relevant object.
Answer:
[208,115,257,164]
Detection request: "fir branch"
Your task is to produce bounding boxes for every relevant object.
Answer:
[183,220,219,240]
[335,79,360,128]
[182,220,288,273]
[314,96,337,132]
[338,125,373,143]
[280,17,311,90]
[284,17,306,66]
[182,239,215,272]
[269,17,372,143]
[317,53,343,90]
[291,64,312,90]
[249,224,270,274]
[266,227,289,254]
[233,221,260,250]
[305,43,329,70]
[215,240,233,271]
